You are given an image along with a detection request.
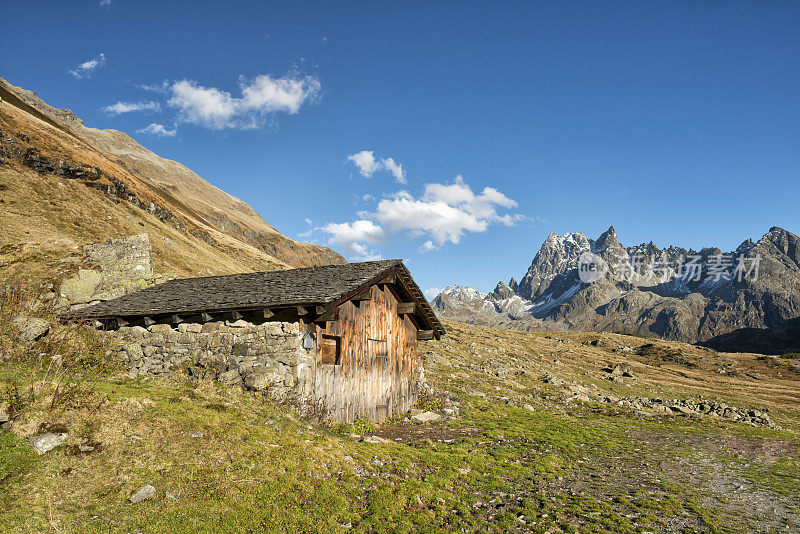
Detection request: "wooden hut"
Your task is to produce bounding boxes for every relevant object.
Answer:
[64,260,445,422]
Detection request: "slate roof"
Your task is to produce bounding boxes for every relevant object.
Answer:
[64,260,444,336]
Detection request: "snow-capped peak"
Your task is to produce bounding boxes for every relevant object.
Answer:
[441,285,488,302]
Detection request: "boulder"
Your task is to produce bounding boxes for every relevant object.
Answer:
[669,405,696,415]
[59,269,103,305]
[29,432,68,454]
[83,234,154,286]
[244,367,288,392]
[363,435,391,444]
[218,369,242,386]
[411,411,442,423]
[611,363,634,377]
[542,373,564,386]
[11,316,51,342]
[129,484,156,504]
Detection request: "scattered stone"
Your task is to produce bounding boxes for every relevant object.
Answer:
[165,491,178,501]
[607,396,778,427]
[411,411,442,423]
[11,316,51,342]
[29,432,68,454]
[522,404,535,411]
[610,363,634,377]
[363,435,391,444]
[129,484,156,504]
[669,405,695,415]
[191,432,204,439]
[542,373,564,386]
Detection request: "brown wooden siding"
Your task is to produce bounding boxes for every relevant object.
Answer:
[313,284,420,423]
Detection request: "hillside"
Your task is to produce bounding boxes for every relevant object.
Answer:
[0,76,344,285]
[1,299,798,532]
[433,226,800,345]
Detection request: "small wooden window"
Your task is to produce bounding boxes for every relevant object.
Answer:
[320,334,341,365]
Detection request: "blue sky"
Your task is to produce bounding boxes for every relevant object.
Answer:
[2,1,799,296]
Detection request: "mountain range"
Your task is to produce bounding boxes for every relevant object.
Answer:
[0,76,343,285]
[432,226,800,349]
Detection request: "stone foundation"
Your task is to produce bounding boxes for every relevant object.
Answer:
[112,320,314,405]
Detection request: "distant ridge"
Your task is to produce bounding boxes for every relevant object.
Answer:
[432,226,800,345]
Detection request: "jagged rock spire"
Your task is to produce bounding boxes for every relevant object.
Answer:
[508,277,519,293]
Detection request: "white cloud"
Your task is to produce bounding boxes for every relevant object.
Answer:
[423,287,443,300]
[366,176,521,247]
[101,101,161,115]
[347,151,381,177]
[419,240,438,253]
[99,0,111,6]
[382,157,406,184]
[240,74,320,114]
[318,220,387,261]
[168,81,237,129]
[68,53,106,79]
[167,74,320,130]
[315,176,523,259]
[346,150,406,183]
[137,123,177,137]
[138,80,170,93]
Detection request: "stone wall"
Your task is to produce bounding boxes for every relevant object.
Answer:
[112,320,315,406]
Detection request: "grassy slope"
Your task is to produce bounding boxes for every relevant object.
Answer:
[0,164,290,286]
[1,317,798,533]
[0,79,344,272]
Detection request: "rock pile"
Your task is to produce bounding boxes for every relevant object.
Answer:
[614,396,777,428]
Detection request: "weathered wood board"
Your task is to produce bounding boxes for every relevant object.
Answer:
[313,284,420,423]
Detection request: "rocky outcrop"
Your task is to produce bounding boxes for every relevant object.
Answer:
[611,397,778,428]
[57,234,176,311]
[433,226,800,346]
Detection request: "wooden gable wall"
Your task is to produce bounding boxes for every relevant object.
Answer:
[312,283,420,423]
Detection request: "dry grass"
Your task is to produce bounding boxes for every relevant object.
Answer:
[422,321,800,431]
[0,165,289,285]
